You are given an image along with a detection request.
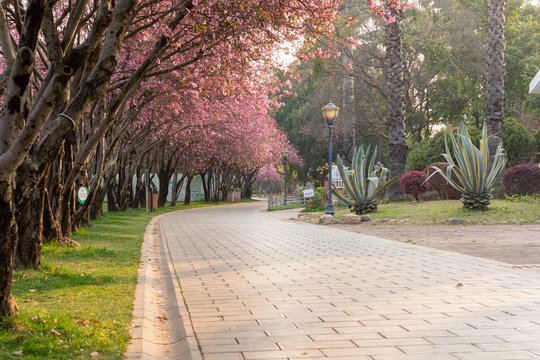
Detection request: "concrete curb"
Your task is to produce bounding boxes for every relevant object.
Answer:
[125,214,192,360]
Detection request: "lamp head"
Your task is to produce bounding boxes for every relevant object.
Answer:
[282,149,289,160]
[322,102,340,125]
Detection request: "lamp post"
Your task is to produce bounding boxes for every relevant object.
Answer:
[321,102,340,215]
[282,149,289,206]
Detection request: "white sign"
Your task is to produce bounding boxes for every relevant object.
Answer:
[77,187,89,204]
[303,188,315,198]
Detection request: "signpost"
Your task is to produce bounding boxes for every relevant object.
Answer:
[303,188,315,198]
[145,169,149,213]
[77,187,89,204]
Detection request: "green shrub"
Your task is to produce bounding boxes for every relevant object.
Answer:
[407,126,481,171]
[505,194,538,202]
[315,186,326,198]
[301,205,326,212]
[504,117,533,167]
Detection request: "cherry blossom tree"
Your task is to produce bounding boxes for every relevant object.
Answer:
[0,0,341,316]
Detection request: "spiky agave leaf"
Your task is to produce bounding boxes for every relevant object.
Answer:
[424,122,507,210]
[332,145,398,214]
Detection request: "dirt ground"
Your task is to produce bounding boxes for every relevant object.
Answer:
[332,223,540,266]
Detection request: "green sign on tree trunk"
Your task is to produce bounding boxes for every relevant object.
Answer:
[78,187,89,204]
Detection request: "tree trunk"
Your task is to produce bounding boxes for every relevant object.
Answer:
[376,135,383,163]
[484,0,507,164]
[170,172,179,206]
[42,188,61,242]
[384,3,407,200]
[242,171,258,199]
[15,177,46,269]
[91,185,106,220]
[342,45,355,165]
[201,173,211,202]
[157,169,171,207]
[60,143,75,241]
[107,183,120,212]
[0,176,19,316]
[184,176,192,205]
[170,173,186,206]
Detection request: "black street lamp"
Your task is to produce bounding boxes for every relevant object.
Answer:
[282,149,289,206]
[321,102,340,215]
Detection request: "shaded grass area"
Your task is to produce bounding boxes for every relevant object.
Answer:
[0,201,235,359]
[266,202,305,211]
[306,200,540,225]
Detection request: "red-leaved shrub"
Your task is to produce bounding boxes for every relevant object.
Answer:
[423,162,462,200]
[502,163,540,196]
[400,171,429,201]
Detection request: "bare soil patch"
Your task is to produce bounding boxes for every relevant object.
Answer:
[333,223,540,265]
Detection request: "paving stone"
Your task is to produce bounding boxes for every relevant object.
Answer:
[155,202,540,360]
[452,351,540,360]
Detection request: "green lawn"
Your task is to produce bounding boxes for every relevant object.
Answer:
[267,202,305,211]
[0,201,235,359]
[308,199,540,224]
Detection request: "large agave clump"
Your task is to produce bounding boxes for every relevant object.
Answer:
[332,145,399,214]
[426,123,506,210]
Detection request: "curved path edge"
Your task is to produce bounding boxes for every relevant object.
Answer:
[125,213,195,360]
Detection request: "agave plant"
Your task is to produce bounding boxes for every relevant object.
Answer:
[332,145,399,214]
[426,123,506,210]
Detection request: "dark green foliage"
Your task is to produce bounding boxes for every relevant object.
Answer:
[301,205,326,212]
[315,187,326,199]
[504,117,534,167]
[534,129,540,161]
[505,193,538,202]
[407,127,481,171]
[273,0,539,183]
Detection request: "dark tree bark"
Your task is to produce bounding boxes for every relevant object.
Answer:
[15,176,47,269]
[107,179,120,212]
[90,187,106,220]
[484,0,507,165]
[184,175,193,205]
[157,169,172,207]
[200,172,211,202]
[342,44,355,165]
[383,3,408,200]
[170,172,186,206]
[0,176,19,316]
[0,0,47,317]
[42,187,61,242]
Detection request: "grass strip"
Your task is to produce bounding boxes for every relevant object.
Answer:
[305,199,540,224]
[0,201,232,359]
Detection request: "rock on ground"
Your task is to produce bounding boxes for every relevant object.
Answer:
[339,214,362,225]
[319,214,335,225]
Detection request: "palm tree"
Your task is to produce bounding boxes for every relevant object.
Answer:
[342,43,356,165]
[384,2,408,199]
[484,0,507,164]
[341,0,356,165]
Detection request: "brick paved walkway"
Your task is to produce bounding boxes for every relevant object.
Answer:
[161,202,540,360]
